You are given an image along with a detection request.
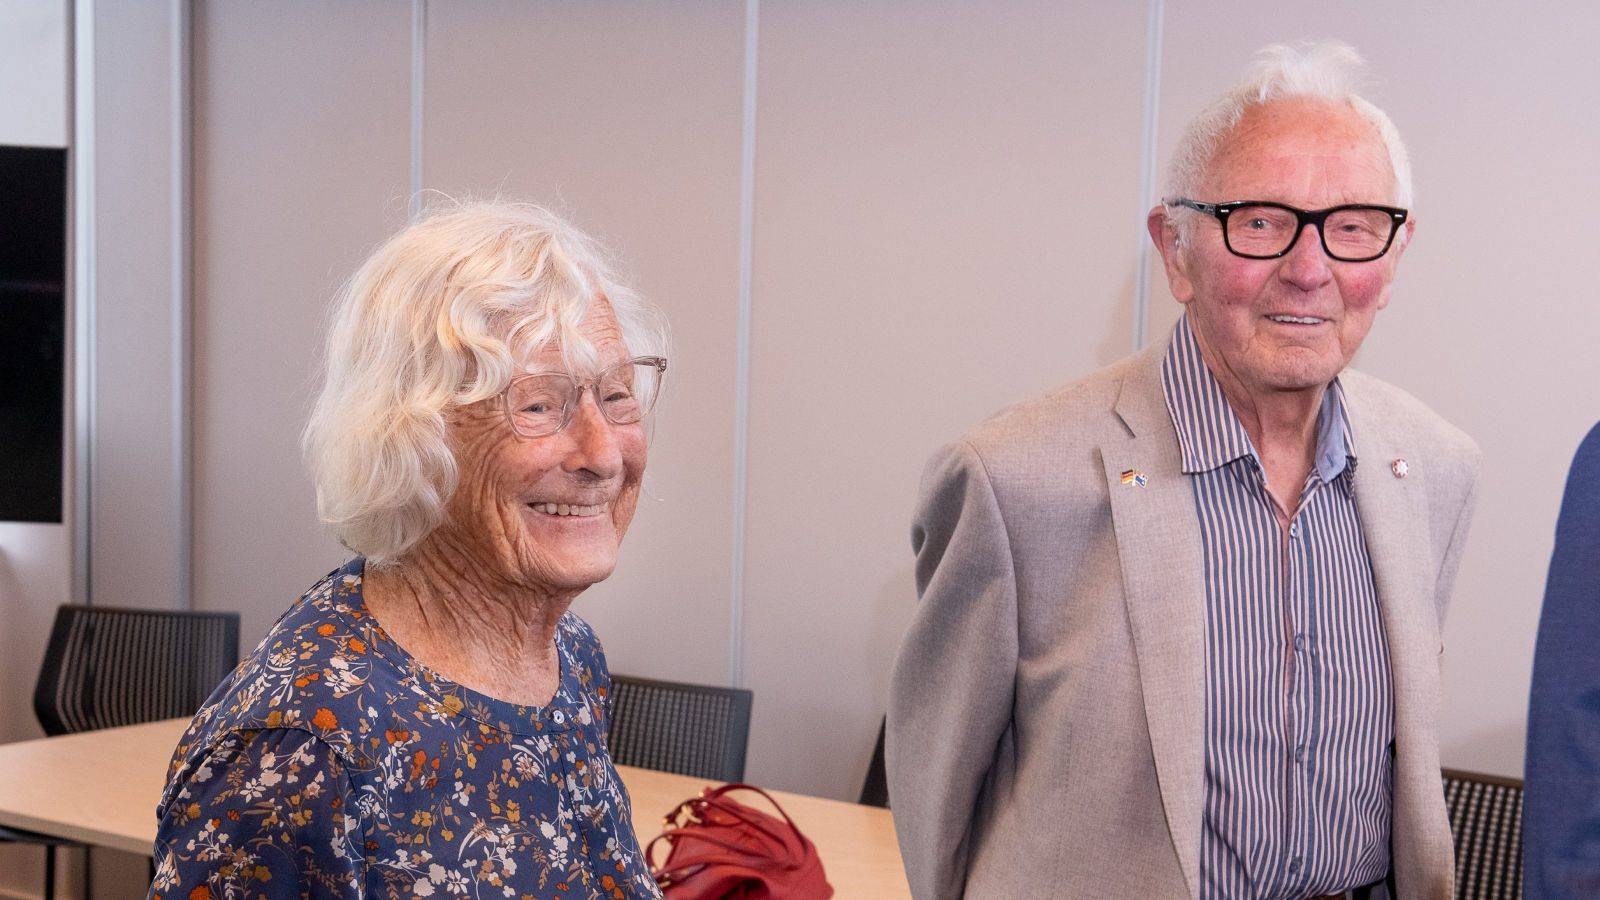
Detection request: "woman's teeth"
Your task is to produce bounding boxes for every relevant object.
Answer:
[531,502,605,517]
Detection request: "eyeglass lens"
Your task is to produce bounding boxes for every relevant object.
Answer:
[506,359,663,438]
[1226,205,1397,260]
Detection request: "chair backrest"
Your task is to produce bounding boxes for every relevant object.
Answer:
[1442,767,1524,900]
[33,605,241,736]
[606,674,752,782]
[859,716,889,807]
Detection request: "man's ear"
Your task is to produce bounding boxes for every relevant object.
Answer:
[1393,217,1416,258]
[1147,205,1195,304]
[1372,217,1415,312]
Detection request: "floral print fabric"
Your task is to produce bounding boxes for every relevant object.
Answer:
[149,559,661,899]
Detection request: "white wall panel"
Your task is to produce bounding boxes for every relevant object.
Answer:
[1156,2,1600,777]
[0,0,68,146]
[743,1,1150,799]
[87,0,186,615]
[191,1,411,643]
[422,1,746,687]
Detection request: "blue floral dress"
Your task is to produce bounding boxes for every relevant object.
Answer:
[148,559,662,899]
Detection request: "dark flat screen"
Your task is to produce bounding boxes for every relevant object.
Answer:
[0,145,67,523]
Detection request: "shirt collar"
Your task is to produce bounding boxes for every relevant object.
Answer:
[1160,314,1357,480]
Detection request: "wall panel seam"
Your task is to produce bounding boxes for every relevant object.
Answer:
[410,0,426,219]
[72,0,96,607]
[174,0,193,610]
[1133,0,1165,351]
[728,0,760,688]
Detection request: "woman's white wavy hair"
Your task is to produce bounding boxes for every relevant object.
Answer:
[303,200,669,565]
[1165,41,1413,213]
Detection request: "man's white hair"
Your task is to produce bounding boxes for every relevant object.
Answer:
[1165,41,1413,209]
[302,199,669,565]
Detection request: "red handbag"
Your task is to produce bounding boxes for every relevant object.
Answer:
[646,783,834,899]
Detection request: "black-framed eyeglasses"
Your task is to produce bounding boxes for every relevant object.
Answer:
[1165,198,1408,262]
[501,356,667,439]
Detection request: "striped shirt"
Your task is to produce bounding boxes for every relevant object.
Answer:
[1162,316,1394,900]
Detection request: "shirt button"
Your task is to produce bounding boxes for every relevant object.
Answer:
[1289,857,1302,874]
[1293,634,1306,650]
[1289,522,1301,539]
[1295,744,1306,761]
[552,710,565,724]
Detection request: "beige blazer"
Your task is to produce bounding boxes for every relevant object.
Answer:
[886,337,1480,900]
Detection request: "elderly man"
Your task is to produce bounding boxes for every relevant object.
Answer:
[888,42,1479,900]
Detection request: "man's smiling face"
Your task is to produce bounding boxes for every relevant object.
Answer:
[1159,97,1413,404]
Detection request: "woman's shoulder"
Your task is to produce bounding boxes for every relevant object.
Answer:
[155,721,349,824]
[169,561,393,779]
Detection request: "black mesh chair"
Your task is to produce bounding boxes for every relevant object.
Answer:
[33,605,240,736]
[859,716,889,807]
[1442,767,1524,900]
[606,675,752,782]
[8,604,240,898]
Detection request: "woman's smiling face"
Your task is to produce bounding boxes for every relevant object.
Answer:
[439,296,647,595]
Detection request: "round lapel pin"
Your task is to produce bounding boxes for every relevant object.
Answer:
[1391,458,1408,479]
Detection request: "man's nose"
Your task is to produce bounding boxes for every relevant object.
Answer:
[1279,223,1334,290]
[562,390,623,479]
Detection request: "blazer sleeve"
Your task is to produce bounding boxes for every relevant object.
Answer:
[1525,423,1600,899]
[1431,436,1483,619]
[887,439,1020,900]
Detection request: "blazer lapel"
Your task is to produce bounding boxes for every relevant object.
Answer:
[1349,404,1449,897]
[1352,432,1438,701]
[1102,346,1207,900]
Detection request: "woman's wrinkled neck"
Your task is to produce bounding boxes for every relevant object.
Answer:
[361,531,574,707]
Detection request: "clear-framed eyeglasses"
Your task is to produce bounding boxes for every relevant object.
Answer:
[501,356,667,439]
[1165,198,1409,263]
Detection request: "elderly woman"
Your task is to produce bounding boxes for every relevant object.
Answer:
[149,202,669,898]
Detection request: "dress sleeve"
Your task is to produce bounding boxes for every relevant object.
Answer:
[149,728,365,900]
[887,439,1021,900]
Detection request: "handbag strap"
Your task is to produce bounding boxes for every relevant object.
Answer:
[647,797,774,875]
[698,784,806,838]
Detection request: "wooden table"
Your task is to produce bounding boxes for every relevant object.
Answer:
[0,718,909,898]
